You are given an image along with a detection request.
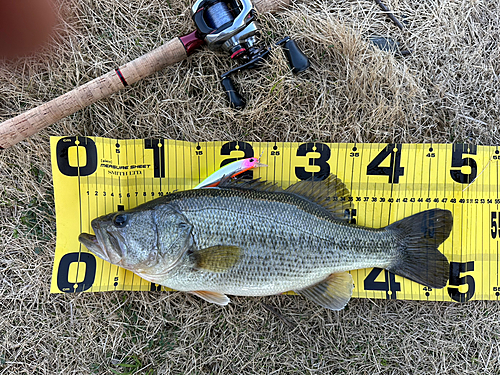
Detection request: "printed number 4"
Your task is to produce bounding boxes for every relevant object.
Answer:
[364,268,400,299]
[366,144,404,184]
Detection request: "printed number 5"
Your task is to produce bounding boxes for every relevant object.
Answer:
[450,144,477,184]
[447,261,475,302]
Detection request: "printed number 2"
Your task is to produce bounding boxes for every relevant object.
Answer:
[447,261,475,302]
[366,144,404,183]
[220,141,254,178]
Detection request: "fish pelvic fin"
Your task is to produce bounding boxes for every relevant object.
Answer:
[386,208,452,289]
[190,291,230,306]
[193,245,241,272]
[295,272,354,311]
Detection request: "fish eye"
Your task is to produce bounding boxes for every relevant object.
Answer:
[113,214,128,228]
[250,158,254,162]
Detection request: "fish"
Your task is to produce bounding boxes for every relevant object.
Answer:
[193,156,266,189]
[79,174,452,310]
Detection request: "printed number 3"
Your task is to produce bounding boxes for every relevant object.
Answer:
[295,143,331,181]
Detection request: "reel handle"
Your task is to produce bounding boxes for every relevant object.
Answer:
[220,36,309,109]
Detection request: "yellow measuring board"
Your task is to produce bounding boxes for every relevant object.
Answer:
[50,136,500,303]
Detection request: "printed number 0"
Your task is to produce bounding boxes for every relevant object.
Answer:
[56,137,98,177]
[56,252,96,293]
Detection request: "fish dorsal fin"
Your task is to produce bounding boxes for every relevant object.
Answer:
[285,174,353,220]
[193,245,241,272]
[294,272,354,311]
[218,178,284,193]
[190,291,230,306]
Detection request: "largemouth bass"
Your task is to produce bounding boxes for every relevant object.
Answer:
[79,175,452,310]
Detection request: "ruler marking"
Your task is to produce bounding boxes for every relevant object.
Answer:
[114,138,121,291]
[495,146,500,292]
[53,138,500,300]
[96,139,104,292]
[73,136,84,293]
[106,138,114,290]
[348,143,359,297]
[197,142,201,186]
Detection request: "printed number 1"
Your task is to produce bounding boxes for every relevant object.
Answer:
[145,139,165,178]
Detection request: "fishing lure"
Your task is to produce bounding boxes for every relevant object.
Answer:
[193,156,266,189]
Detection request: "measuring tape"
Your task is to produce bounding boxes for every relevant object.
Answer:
[50,136,500,303]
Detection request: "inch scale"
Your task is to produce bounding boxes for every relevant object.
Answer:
[50,137,500,303]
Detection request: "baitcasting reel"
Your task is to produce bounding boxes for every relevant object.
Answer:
[190,0,310,109]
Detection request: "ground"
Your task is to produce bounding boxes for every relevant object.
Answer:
[0,0,499,373]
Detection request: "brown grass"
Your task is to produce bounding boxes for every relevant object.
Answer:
[1,0,499,373]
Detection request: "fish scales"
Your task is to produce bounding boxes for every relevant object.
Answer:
[79,175,452,310]
[153,187,396,296]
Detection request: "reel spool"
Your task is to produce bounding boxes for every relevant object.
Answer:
[191,0,310,109]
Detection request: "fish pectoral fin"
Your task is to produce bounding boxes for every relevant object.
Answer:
[193,245,241,272]
[295,272,354,311]
[190,291,230,306]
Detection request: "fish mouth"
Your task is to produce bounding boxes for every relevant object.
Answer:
[78,232,110,262]
[79,220,124,265]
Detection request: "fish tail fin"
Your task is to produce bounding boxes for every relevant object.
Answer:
[386,209,452,289]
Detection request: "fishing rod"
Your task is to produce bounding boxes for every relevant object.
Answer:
[0,0,309,150]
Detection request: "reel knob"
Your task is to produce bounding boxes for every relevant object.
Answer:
[282,39,310,74]
[221,76,246,109]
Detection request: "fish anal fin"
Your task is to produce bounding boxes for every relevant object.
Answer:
[285,174,353,221]
[190,291,230,306]
[295,272,354,311]
[194,245,241,272]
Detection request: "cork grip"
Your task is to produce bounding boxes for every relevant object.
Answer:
[0,38,187,149]
[0,0,291,149]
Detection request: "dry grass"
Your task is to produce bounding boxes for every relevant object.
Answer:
[1,0,499,373]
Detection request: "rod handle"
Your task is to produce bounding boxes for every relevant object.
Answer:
[0,38,187,149]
